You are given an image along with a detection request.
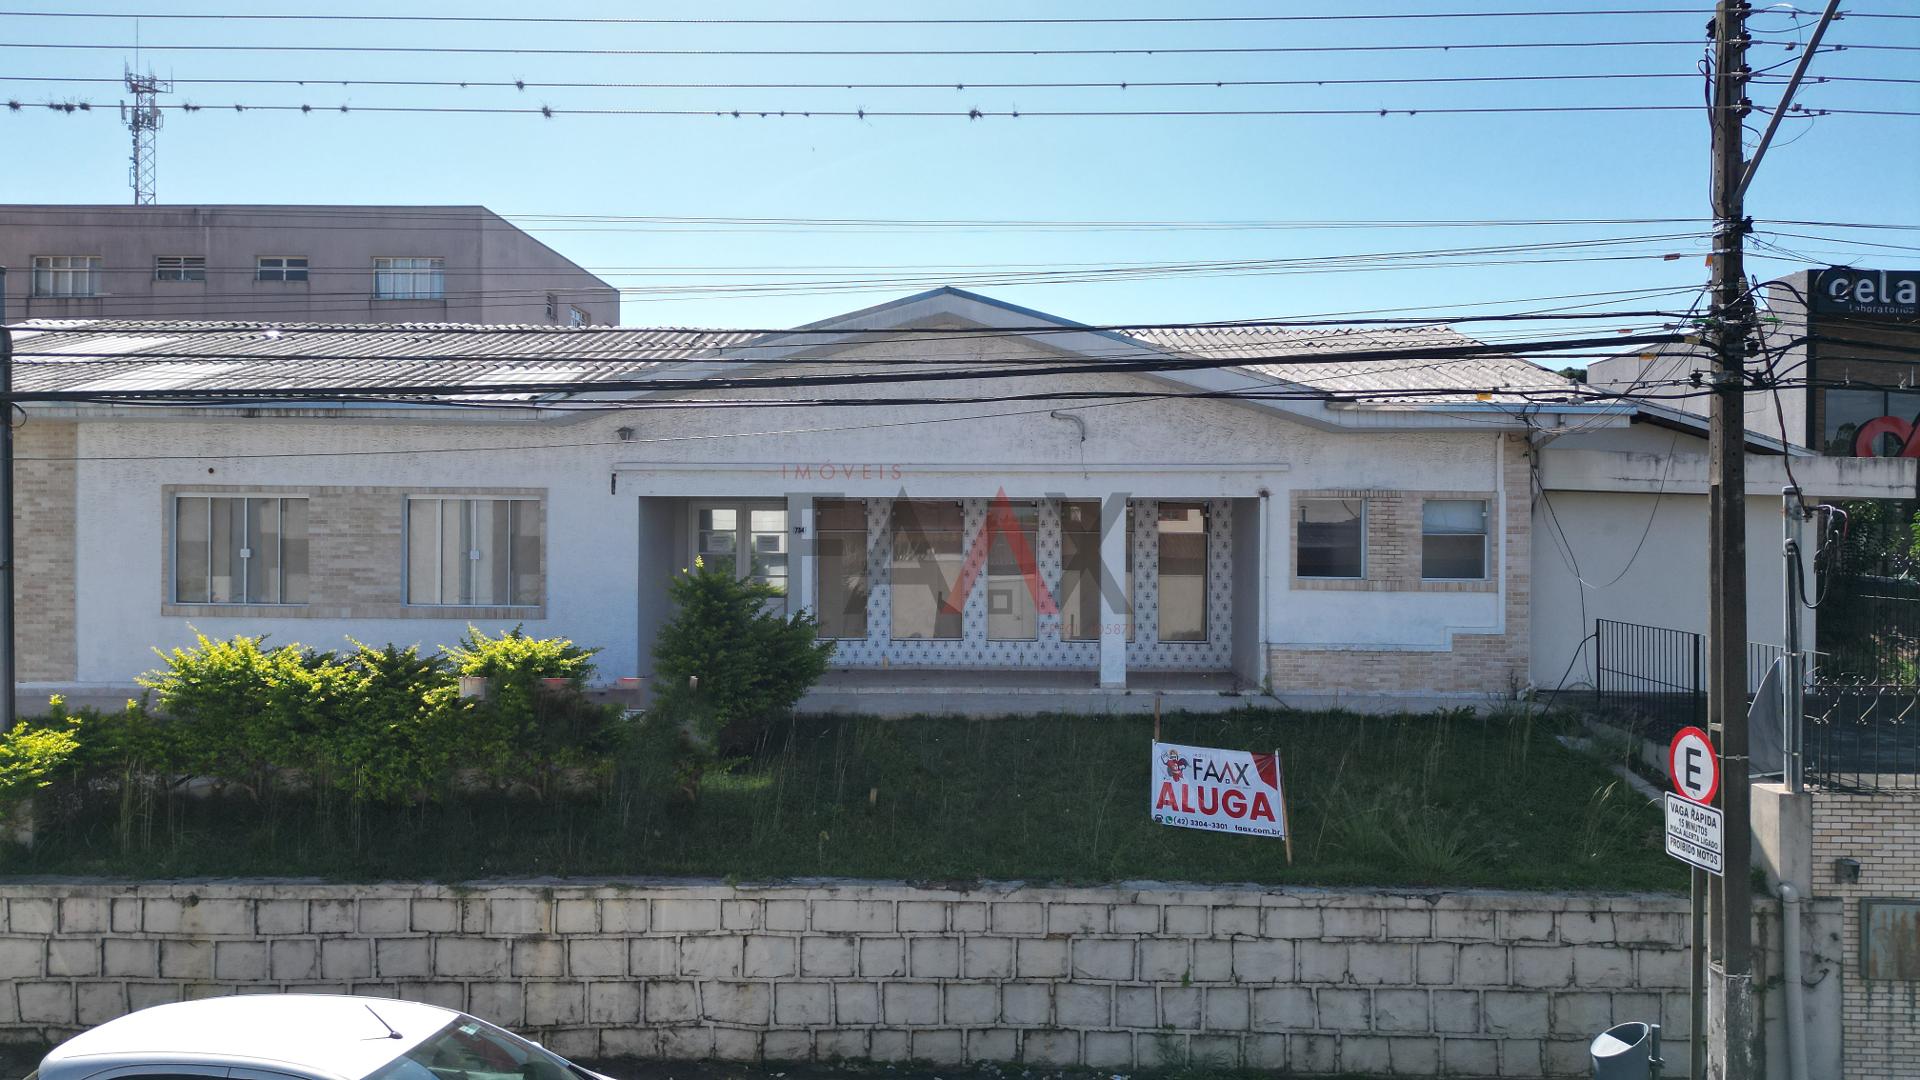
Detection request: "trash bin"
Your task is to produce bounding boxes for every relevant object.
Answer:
[1590,1021,1662,1080]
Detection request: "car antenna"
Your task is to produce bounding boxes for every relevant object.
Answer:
[364,1005,404,1041]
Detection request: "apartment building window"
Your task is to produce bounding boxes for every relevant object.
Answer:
[154,256,206,282]
[1422,499,1489,580]
[406,497,542,606]
[30,255,102,297]
[545,293,559,321]
[568,306,588,327]
[373,257,446,300]
[256,257,309,283]
[174,496,309,605]
[1298,498,1365,578]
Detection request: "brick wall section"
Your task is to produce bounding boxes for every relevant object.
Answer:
[15,421,77,682]
[1809,788,1920,1080]
[156,484,547,621]
[0,881,1691,1079]
[1269,433,1531,695]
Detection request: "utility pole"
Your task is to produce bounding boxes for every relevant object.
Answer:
[1705,1,1755,1076]
[0,267,14,733]
[121,67,170,206]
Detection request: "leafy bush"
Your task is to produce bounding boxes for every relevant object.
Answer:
[0,714,80,824]
[137,634,356,796]
[318,643,463,805]
[651,557,834,757]
[442,626,626,797]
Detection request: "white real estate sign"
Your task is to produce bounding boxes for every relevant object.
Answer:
[1150,741,1288,838]
[1664,792,1724,876]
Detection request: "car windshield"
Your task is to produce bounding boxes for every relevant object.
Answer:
[364,1017,580,1080]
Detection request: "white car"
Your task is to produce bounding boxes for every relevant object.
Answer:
[28,995,610,1080]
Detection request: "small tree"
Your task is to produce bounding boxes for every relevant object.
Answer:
[651,557,834,758]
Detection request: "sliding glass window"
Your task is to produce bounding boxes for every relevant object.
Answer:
[406,497,541,606]
[174,496,309,605]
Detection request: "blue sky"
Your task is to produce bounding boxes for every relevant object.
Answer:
[1,1,1915,340]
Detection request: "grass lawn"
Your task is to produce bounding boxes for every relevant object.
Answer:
[7,707,1682,891]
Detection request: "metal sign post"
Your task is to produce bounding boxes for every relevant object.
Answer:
[1667,725,1723,1080]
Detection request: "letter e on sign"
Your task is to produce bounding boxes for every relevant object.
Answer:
[1668,726,1720,805]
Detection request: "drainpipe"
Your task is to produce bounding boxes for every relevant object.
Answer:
[1778,882,1810,1080]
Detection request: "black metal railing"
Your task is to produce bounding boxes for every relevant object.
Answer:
[1595,617,1920,793]
[1594,618,1704,745]
[1806,686,1920,792]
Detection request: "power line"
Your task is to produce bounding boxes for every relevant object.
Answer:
[9,71,1906,91]
[0,9,1749,25]
[0,38,1805,57]
[20,99,1884,120]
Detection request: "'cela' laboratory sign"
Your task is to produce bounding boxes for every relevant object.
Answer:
[1814,267,1920,319]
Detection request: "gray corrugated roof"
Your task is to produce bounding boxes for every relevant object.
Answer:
[1122,324,1580,403]
[7,317,1581,405]
[8,320,754,398]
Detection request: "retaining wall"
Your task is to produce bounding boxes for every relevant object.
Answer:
[0,881,1700,1078]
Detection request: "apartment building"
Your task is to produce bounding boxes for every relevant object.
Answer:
[0,204,619,325]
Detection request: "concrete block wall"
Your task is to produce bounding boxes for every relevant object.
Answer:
[0,881,1691,1078]
[1810,787,1920,1080]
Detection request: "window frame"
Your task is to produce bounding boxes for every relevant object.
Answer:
[813,498,868,640]
[30,254,103,297]
[255,255,310,283]
[1420,498,1491,581]
[689,500,790,607]
[1295,496,1368,580]
[170,493,309,606]
[154,255,207,283]
[568,305,589,327]
[372,256,447,300]
[402,495,542,607]
[1155,500,1210,644]
[889,498,967,642]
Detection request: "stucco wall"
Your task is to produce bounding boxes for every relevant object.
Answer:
[1809,788,1920,1080]
[0,881,1699,1078]
[44,341,1530,694]
[1530,490,1796,691]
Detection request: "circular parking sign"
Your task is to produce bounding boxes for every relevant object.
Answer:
[1669,726,1720,805]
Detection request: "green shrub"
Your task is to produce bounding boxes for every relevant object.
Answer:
[651,557,834,757]
[138,634,356,796]
[319,643,463,805]
[442,626,626,797]
[0,714,79,823]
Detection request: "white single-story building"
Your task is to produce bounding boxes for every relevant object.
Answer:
[9,288,1914,712]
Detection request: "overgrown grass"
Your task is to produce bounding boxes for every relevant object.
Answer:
[4,707,1681,891]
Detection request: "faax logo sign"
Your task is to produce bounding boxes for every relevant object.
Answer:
[1814,267,1920,318]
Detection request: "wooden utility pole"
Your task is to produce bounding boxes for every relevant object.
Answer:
[1706,2,1756,1076]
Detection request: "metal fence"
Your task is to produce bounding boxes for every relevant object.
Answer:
[1593,618,1703,745]
[1805,687,1920,792]
[1594,617,1920,792]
